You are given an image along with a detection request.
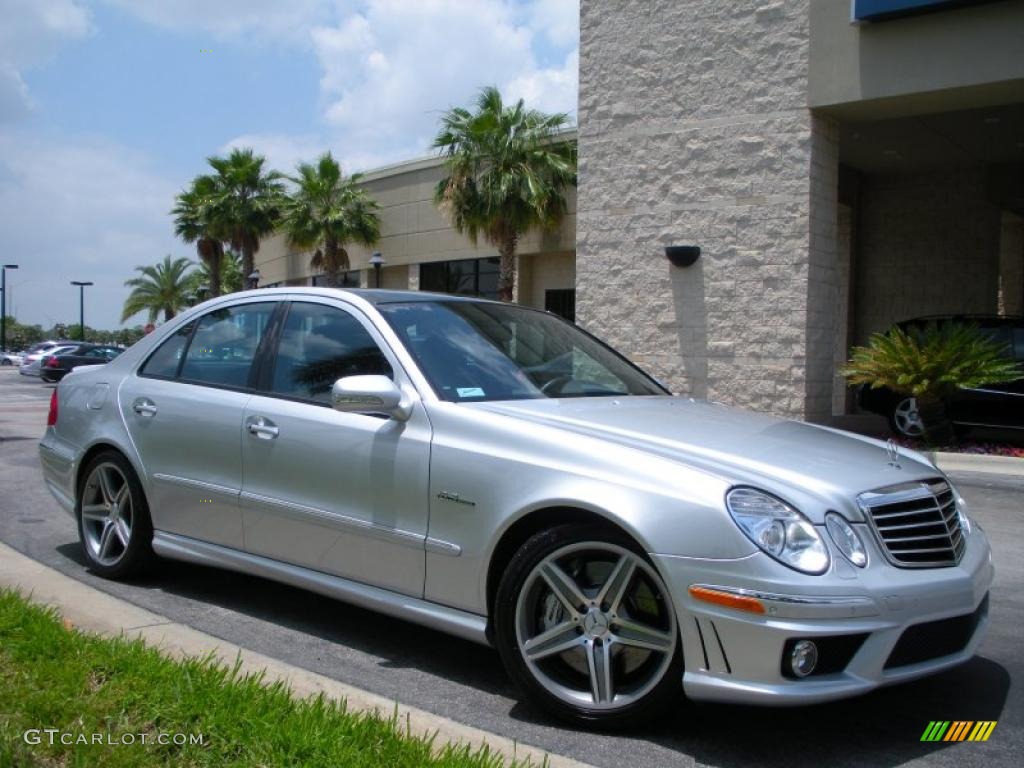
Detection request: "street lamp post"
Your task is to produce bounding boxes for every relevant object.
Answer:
[1,264,18,353]
[70,281,94,341]
[369,252,384,288]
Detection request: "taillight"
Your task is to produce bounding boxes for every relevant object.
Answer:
[47,390,58,426]
[45,356,59,368]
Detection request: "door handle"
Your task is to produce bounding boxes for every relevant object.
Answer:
[246,417,279,439]
[132,399,157,416]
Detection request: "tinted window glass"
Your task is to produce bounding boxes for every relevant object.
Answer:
[179,303,275,389]
[269,303,393,405]
[378,301,665,402]
[140,322,195,378]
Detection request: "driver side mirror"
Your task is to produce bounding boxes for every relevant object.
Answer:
[331,375,412,421]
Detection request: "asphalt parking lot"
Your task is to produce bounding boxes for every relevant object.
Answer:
[1,365,1021,767]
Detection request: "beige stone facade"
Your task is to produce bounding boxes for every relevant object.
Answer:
[577,0,1024,421]
[255,146,577,313]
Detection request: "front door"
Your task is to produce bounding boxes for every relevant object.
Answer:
[240,299,431,597]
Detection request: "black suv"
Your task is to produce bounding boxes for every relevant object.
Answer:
[858,315,1024,439]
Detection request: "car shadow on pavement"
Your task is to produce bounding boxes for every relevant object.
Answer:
[54,542,516,698]
[53,542,1010,766]
[509,656,1010,766]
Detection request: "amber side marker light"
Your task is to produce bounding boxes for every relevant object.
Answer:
[689,586,766,614]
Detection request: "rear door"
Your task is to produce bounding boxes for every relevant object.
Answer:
[118,299,278,548]
[239,298,432,597]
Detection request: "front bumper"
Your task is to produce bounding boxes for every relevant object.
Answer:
[653,524,994,705]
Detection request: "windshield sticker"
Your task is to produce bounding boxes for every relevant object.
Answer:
[457,387,485,398]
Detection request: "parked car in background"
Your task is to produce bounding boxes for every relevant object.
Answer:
[859,315,1024,438]
[20,344,77,377]
[40,289,992,727]
[1,350,24,366]
[40,344,123,383]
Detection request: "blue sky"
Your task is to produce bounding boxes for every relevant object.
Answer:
[0,0,579,331]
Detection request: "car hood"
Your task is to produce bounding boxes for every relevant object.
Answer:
[470,396,939,519]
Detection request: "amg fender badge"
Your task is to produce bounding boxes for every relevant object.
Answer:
[437,491,476,507]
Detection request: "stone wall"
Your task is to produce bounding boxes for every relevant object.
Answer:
[577,0,838,419]
[852,170,1002,342]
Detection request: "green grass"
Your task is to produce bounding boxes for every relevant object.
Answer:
[0,588,525,767]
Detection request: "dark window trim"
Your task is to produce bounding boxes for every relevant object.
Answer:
[137,319,198,382]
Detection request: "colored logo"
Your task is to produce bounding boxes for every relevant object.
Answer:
[920,721,997,742]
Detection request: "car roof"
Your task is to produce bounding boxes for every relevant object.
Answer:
[234,286,502,307]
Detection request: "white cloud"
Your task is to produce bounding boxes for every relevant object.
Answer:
[220,132,334,177]
[0,131,184,329]
[0,0,91,120]
[527,0,579,48]
[505,48,578,118]
[305,0,578,170]
[102,0,331,43]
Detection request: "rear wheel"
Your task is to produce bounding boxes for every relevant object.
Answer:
[77,451,155,579]
[494,524,682,728]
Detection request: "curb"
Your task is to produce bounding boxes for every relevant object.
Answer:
[0,541,592,768]
[928,451,1024,477]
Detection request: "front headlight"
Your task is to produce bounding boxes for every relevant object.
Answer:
[726,488,830,575]
[825,512,867,567]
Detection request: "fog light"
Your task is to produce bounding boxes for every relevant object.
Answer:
[790,640,818,678]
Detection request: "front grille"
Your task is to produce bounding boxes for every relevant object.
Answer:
[857,479,965,568]
[884,594,988,669]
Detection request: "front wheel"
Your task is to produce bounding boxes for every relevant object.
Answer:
[494,524,682,728]
[889,396,925,439]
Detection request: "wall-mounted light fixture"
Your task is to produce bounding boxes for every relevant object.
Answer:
[665,246,700,268]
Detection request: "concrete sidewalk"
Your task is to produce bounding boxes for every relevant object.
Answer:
[0,540,591,768]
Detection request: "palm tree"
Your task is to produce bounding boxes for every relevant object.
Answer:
[279,152,381,288]
[122,255,194,323]
[433,86,576,302]
[198,148,284,286]
[172,175,226,298]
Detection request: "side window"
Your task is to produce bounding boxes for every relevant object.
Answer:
[140,322,195,379]
[179,303,276,389]
[269,303,393,405]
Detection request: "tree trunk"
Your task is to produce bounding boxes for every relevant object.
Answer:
[918,399,955,446]
[164,307,175,322]
[325,238,340,288]
[242,242,254,289]
[498,234,517,302]
[209,241,223,298]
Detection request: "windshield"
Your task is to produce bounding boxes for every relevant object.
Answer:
[377,300,667,402]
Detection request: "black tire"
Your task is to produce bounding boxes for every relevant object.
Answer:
[1,359,11,366]
[76,450,155,579]
[494,523,683,729]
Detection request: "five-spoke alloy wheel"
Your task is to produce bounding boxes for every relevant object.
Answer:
[77,451,154,578]
[495,524,682,727]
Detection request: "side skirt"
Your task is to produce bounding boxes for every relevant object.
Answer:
[151,531,490,646]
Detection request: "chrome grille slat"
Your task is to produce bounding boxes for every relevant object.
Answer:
[857,479,964,569]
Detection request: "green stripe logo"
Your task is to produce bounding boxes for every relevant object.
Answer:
[921,721,950,741]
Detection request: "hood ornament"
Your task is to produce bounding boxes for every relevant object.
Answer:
[886,439,902,469]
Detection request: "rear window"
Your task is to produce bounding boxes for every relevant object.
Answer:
[140,322,195,378]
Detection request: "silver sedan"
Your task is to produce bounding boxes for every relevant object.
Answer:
[39,288,993,727]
